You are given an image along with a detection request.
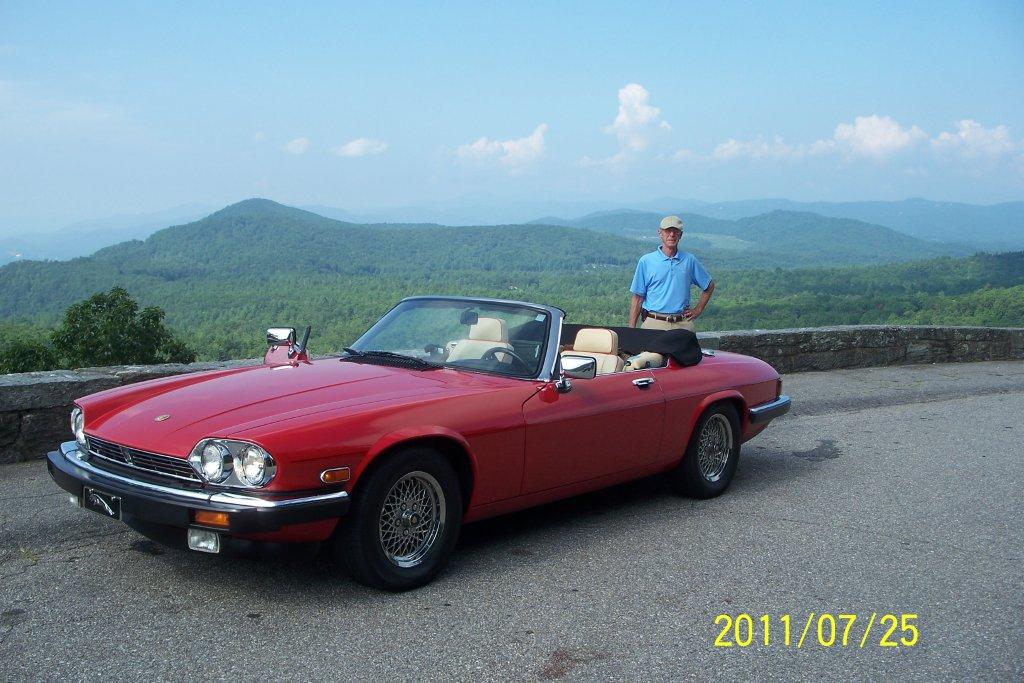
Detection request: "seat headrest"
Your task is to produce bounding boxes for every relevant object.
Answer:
[573,328,618,355]
[469,317,508,342]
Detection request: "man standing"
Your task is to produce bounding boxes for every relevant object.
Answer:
[629,215,715,331]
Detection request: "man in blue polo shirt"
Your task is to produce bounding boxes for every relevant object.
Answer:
[628,215,715,331]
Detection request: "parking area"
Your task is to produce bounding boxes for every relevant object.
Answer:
[1,361,1022,681]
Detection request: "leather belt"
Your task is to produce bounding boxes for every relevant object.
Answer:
[646,311,685,323]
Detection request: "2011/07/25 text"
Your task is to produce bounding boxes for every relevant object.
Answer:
[714,613,919,649]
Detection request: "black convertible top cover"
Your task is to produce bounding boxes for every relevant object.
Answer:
[560,324,703,367]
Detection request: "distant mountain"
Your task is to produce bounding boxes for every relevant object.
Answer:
[3,199,1021,361]
[0,199,652,321]
[0,204,214,265]
[298,198,706,227]
[678,198,1024,249]
[537,209,974,265]
[0,198,986,328]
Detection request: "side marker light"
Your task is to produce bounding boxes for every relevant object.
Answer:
[320,467,351,484]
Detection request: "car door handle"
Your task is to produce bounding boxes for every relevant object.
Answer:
[632,377,655,388]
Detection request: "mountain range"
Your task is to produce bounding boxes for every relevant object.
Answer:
[2,196,1020,266]
[1,199,1020,361]
[0,199,977,320]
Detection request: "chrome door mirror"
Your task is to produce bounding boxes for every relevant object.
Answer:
[266,327,296,346]
[560,354,597,380]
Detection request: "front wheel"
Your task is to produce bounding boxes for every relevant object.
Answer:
[331,448,462,591]
[668,403,741,498]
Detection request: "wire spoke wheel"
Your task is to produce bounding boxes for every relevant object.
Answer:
[377,471,446,568]
[697,413,734,483]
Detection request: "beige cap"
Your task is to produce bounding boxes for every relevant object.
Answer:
[659,215,684,231]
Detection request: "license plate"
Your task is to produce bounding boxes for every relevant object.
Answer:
[83,487,121,520]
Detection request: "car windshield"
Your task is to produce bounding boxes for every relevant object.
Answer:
[348,299,550,378]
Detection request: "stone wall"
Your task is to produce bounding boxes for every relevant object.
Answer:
[698,325,1024,374]
[2,326,1022,464]
[0,360,258,465]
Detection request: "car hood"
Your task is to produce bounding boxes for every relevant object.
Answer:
[84,359,508,456]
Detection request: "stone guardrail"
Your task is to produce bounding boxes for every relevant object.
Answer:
[1,325,1021,464]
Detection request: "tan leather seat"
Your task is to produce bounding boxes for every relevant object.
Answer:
[625,351,666,370]
[447,317,513,363]
[564,328,624,375]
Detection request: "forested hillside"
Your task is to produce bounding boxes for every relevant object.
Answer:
[1,199,1021,363]
[682,198,1024,249]
[539,209,973,265]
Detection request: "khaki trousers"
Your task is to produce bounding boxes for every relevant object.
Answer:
[641,316,695,332]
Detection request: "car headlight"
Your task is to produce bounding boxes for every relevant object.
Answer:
[236,444,275,487]
[70,407,86,450]
[188,439,276,488]
[190,441,232,483]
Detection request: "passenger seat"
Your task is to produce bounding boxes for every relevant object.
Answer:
[564,328,625,375]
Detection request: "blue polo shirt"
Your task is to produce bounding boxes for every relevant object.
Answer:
[630,248,712,313]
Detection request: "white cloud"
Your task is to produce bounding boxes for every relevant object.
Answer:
[457,123,548,171]
[284,137,310,154]
[830,115,926,158]
[332,137,389,158]
[713,135,804,161]
[702,115,931,164]
[605,83,670,153]
[931,120,1019,159]
[672,148,697,162]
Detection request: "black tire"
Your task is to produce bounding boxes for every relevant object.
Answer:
[331,447,463,591]
[668,402,741,499]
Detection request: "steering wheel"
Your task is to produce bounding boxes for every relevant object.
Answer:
[480,346,532,374]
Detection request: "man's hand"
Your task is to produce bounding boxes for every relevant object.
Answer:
[683,306,703,321]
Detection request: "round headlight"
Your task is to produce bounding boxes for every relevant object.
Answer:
[70,407,86,449]
[200,441,232,482]
[235,445,275,487]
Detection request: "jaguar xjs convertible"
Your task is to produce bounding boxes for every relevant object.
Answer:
[47,296,790,591]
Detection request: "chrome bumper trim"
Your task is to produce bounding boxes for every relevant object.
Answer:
[749,395,792,424]
[57,441,349,510]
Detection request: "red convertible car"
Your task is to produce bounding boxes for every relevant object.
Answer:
[47,296,790,590]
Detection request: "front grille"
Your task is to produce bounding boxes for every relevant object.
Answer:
[86,436,201,482]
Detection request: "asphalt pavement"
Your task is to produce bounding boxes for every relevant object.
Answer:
[1,360,1022,681]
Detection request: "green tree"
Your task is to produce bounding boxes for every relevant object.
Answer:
[51,286,196,367]
[0,338,60,373]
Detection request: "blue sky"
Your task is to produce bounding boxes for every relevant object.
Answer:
[1,1,1023,231]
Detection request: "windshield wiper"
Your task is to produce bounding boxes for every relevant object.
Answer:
[340,349,441,370]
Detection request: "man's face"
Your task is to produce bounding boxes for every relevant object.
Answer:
[659,228,682,250]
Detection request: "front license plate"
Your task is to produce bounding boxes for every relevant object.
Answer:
[83,487,121,520]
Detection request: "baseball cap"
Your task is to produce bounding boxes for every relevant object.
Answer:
[659,215,684,231]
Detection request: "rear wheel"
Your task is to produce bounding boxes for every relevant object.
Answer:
[668,403,741,498]
[331,447,462,591]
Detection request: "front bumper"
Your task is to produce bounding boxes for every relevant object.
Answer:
[47,441,350,534]
[749,394,792,424]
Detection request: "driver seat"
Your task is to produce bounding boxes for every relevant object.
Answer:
[447,317,513,363]
[565,328,624,375]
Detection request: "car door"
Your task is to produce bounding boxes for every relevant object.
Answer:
[521,370,665,493]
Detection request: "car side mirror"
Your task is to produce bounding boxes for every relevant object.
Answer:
[267,327,296,346]
[561,354,597,380]
[265,327,308,366]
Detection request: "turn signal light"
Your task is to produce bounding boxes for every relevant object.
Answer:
[194,510,230,528]
[320,467,351,484]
